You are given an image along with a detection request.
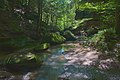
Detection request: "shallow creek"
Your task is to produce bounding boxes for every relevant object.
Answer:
[1,43,120,80]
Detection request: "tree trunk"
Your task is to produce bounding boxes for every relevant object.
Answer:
[40,0,43,27]
[37,0,40,30]
[115,0,120,36]
[37,0,43,34]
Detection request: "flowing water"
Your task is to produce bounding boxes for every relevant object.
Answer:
[0,44,120,80]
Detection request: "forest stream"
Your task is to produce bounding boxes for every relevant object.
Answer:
[1,0,120,80]
[1,41,120,80]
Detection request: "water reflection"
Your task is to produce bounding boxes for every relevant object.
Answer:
[33,46,107,80]
[35,46,67,80]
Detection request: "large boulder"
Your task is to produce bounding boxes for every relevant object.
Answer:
[51,32,66,44]
[44,32,66,44]
[0,52,42,71]
[63,30,76,41]
[75,8,99,20]
[33,43,50,52]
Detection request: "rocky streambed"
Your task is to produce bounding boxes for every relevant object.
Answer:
[0,41,120,80]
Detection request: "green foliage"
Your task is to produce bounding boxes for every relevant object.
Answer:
[42,32,66,44]
[90,28,118,52]
[78,2,98,10]
[74,0,118,54]
[73,18,93,29]
[45,0,75,27]
[0,0,119,69]
[51,32,66,44]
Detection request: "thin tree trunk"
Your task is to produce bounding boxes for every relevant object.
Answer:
[115,0,120,36]
[28,0,30,6]
[40,0,43,27]
[37,0,43,34]
[55,17,57,25]
[51,14,53,25]
[115,7,120,35]
[37,0,40,29]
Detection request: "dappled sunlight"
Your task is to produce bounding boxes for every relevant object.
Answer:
[0,42,120,80]
[0,0,120,79]
[63,42,120,71]
[64,45,99,66]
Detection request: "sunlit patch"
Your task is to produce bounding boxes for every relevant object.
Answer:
[73,73,89,79]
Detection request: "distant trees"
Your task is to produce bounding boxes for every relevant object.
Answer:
[2,0,119,39]
[42,0,75,29]
[0,0,77,39]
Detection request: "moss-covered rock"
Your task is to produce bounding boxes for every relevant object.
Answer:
[44,32,66,44]
[5,52,37,64]
[75,8,99,20]
[63,30,76,41]
[90,28,118,51]
[0,52,43,70]
[33,43,50,52]
[51,32,66,44]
